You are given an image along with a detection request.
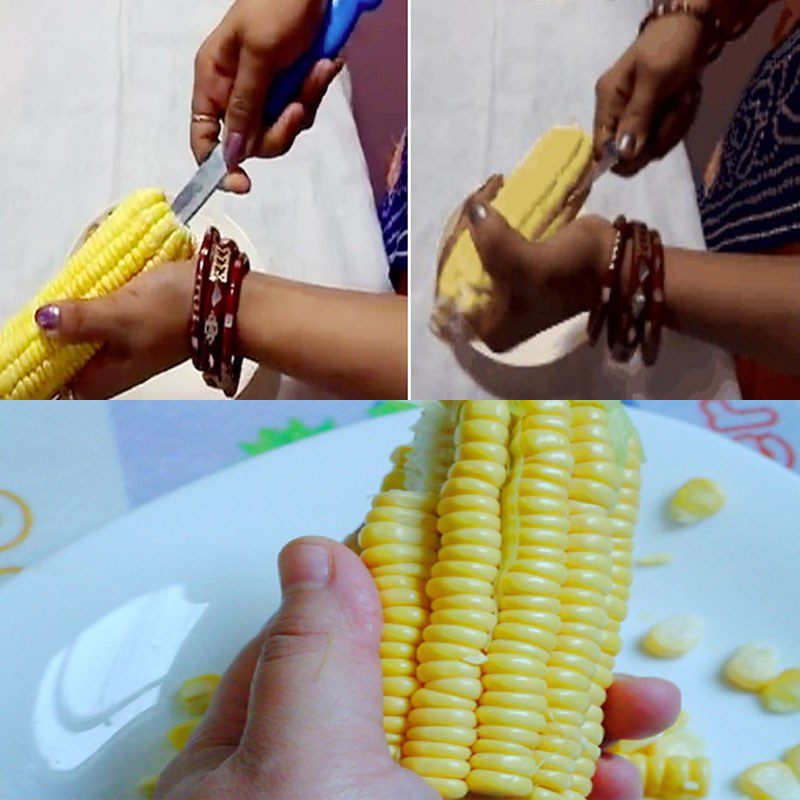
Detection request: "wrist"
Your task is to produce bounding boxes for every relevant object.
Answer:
[583,215,617,311]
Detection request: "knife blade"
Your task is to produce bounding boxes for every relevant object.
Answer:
[171,145,227,226]
[567,138,619,205]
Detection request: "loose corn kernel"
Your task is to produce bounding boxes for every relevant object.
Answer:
[668,478,724,524]
[651,728,706,758]
[642,614,705,658]
[739,761,800,799]
[607,710,692,758]
[137,775,160,799]
[723,644,779,692]
[167,719,200,750]
[785,744,800,779]
[636,552,674,567]
[628,753,711,798]
[178,674,221,716]
[760,669,800,713]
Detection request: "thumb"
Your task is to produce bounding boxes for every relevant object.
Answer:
[465,201,532,284]
[236,537,388,772]
[34,298,121,344]
[616,65,661,162]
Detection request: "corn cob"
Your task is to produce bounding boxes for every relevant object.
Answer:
[0,189,194,399]
[361,401,643,799]
[433,127,593,339]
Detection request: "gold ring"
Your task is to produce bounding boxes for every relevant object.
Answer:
[191,113,220,125]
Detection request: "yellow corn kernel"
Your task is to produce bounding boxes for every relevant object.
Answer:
[760,668,800,713]
[636,552,674,568]
[178,673,221,716]
[739,761,800,799]
[651,728,707,759]
[723,644,779,692]
[137,775,160,799]
[607,710,691,757]
[785,744,800,779]
[628,753,711,798]
[642,614,705,658]
[0,189,194,400]
[668,478,725,524]
[167,718,199,751]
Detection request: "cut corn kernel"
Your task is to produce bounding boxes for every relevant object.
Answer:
[359,401,642,799]
[178,673,221,716]
[628,753,711,798]
[167,719,200,751]
[723,644,779,692]
[642,614,705,658]
[0,189,194,399]
[607,710,691,758]
[760,668,800,713]
[137,775,160,799]
[668,478,724,524]
[651,728,706,759]
[636,552,674,568]
[739,761,800,799]
[785,744,800,780]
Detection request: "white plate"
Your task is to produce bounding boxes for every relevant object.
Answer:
[1,408,798,799]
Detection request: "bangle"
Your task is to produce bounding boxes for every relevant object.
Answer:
[190,227,219,371]
[587,216,629,346]
[200,237,237,383]
[610,221,651,363]
[218,250,250,398]
[640,1,724,62]
[641,229,666,366]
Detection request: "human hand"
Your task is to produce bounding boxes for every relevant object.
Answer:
[154,537,681,800]
[34,260,195,399]
[192,0,343,193]
[594,14,706,176]
[457,178,614,351]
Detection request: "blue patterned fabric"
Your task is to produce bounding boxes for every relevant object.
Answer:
[378,133,408,292]
[698,23,800,253]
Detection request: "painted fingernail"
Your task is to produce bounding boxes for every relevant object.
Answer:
[279,541,331,592]
[35,305,61,334]
[617,132,636,157]
[468,202,488,224]
[223,131,245,168]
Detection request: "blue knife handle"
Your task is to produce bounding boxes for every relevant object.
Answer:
[264,0,383,123]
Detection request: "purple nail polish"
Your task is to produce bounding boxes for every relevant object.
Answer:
[35,305,61,333]
[223,132,245,168]
[617,132,636,157]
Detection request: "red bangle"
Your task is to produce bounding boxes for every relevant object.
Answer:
[218,251,250,398]
[190,227,219,371]
[611,221,651,363]
[201,238,238,385]
[642,229,666,366]
[587,216,628,346]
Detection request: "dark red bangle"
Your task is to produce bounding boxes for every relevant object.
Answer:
[218,251,250,398]
[642,229,666,366]
[190,227,219,371]
[587,216,629,346]
[201,238,238,386]
[611,221,651,363]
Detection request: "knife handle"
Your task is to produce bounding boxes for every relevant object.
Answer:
[264,0,383,124]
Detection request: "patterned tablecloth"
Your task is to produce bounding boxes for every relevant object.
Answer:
[0,401,797,580]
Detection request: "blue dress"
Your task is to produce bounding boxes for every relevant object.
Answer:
[698,23,800,253]
[378,133,408,293]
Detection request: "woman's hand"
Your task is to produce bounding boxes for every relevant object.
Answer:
[155,537,681,800]
[594,14,706,176]
[35,261,195,399]
[192,0,343,193]
[460,181,614,351]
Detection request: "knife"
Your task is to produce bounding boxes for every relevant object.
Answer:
[172,0,383,226]
[567,137,619,206]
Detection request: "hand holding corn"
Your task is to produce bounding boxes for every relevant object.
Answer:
[152,536,680,800]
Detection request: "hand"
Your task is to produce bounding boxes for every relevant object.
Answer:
[192,0,343,193]
[460,180,614,351]
[155,537,681,800]
[34,260,194,399]
[594,14,706,176]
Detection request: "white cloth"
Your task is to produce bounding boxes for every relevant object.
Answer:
[409,0,740,399]
[0,0,389,399]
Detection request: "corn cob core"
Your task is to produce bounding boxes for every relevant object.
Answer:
[433,127,593,338]
[0,189,195,399]
[361,401,643,800]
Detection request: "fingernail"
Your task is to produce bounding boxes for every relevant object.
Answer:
[333,56,346,71]
[223,131,245,168]
[35,305,61,335]
[617,132,636,157]
[468,202,488,225]
[279,542,331,592]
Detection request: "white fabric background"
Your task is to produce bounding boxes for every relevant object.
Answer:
[0,0,390,399]
[409,0,740,399]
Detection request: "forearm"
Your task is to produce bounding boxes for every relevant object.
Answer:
[237,273,407,398]
[663,248,800,373]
